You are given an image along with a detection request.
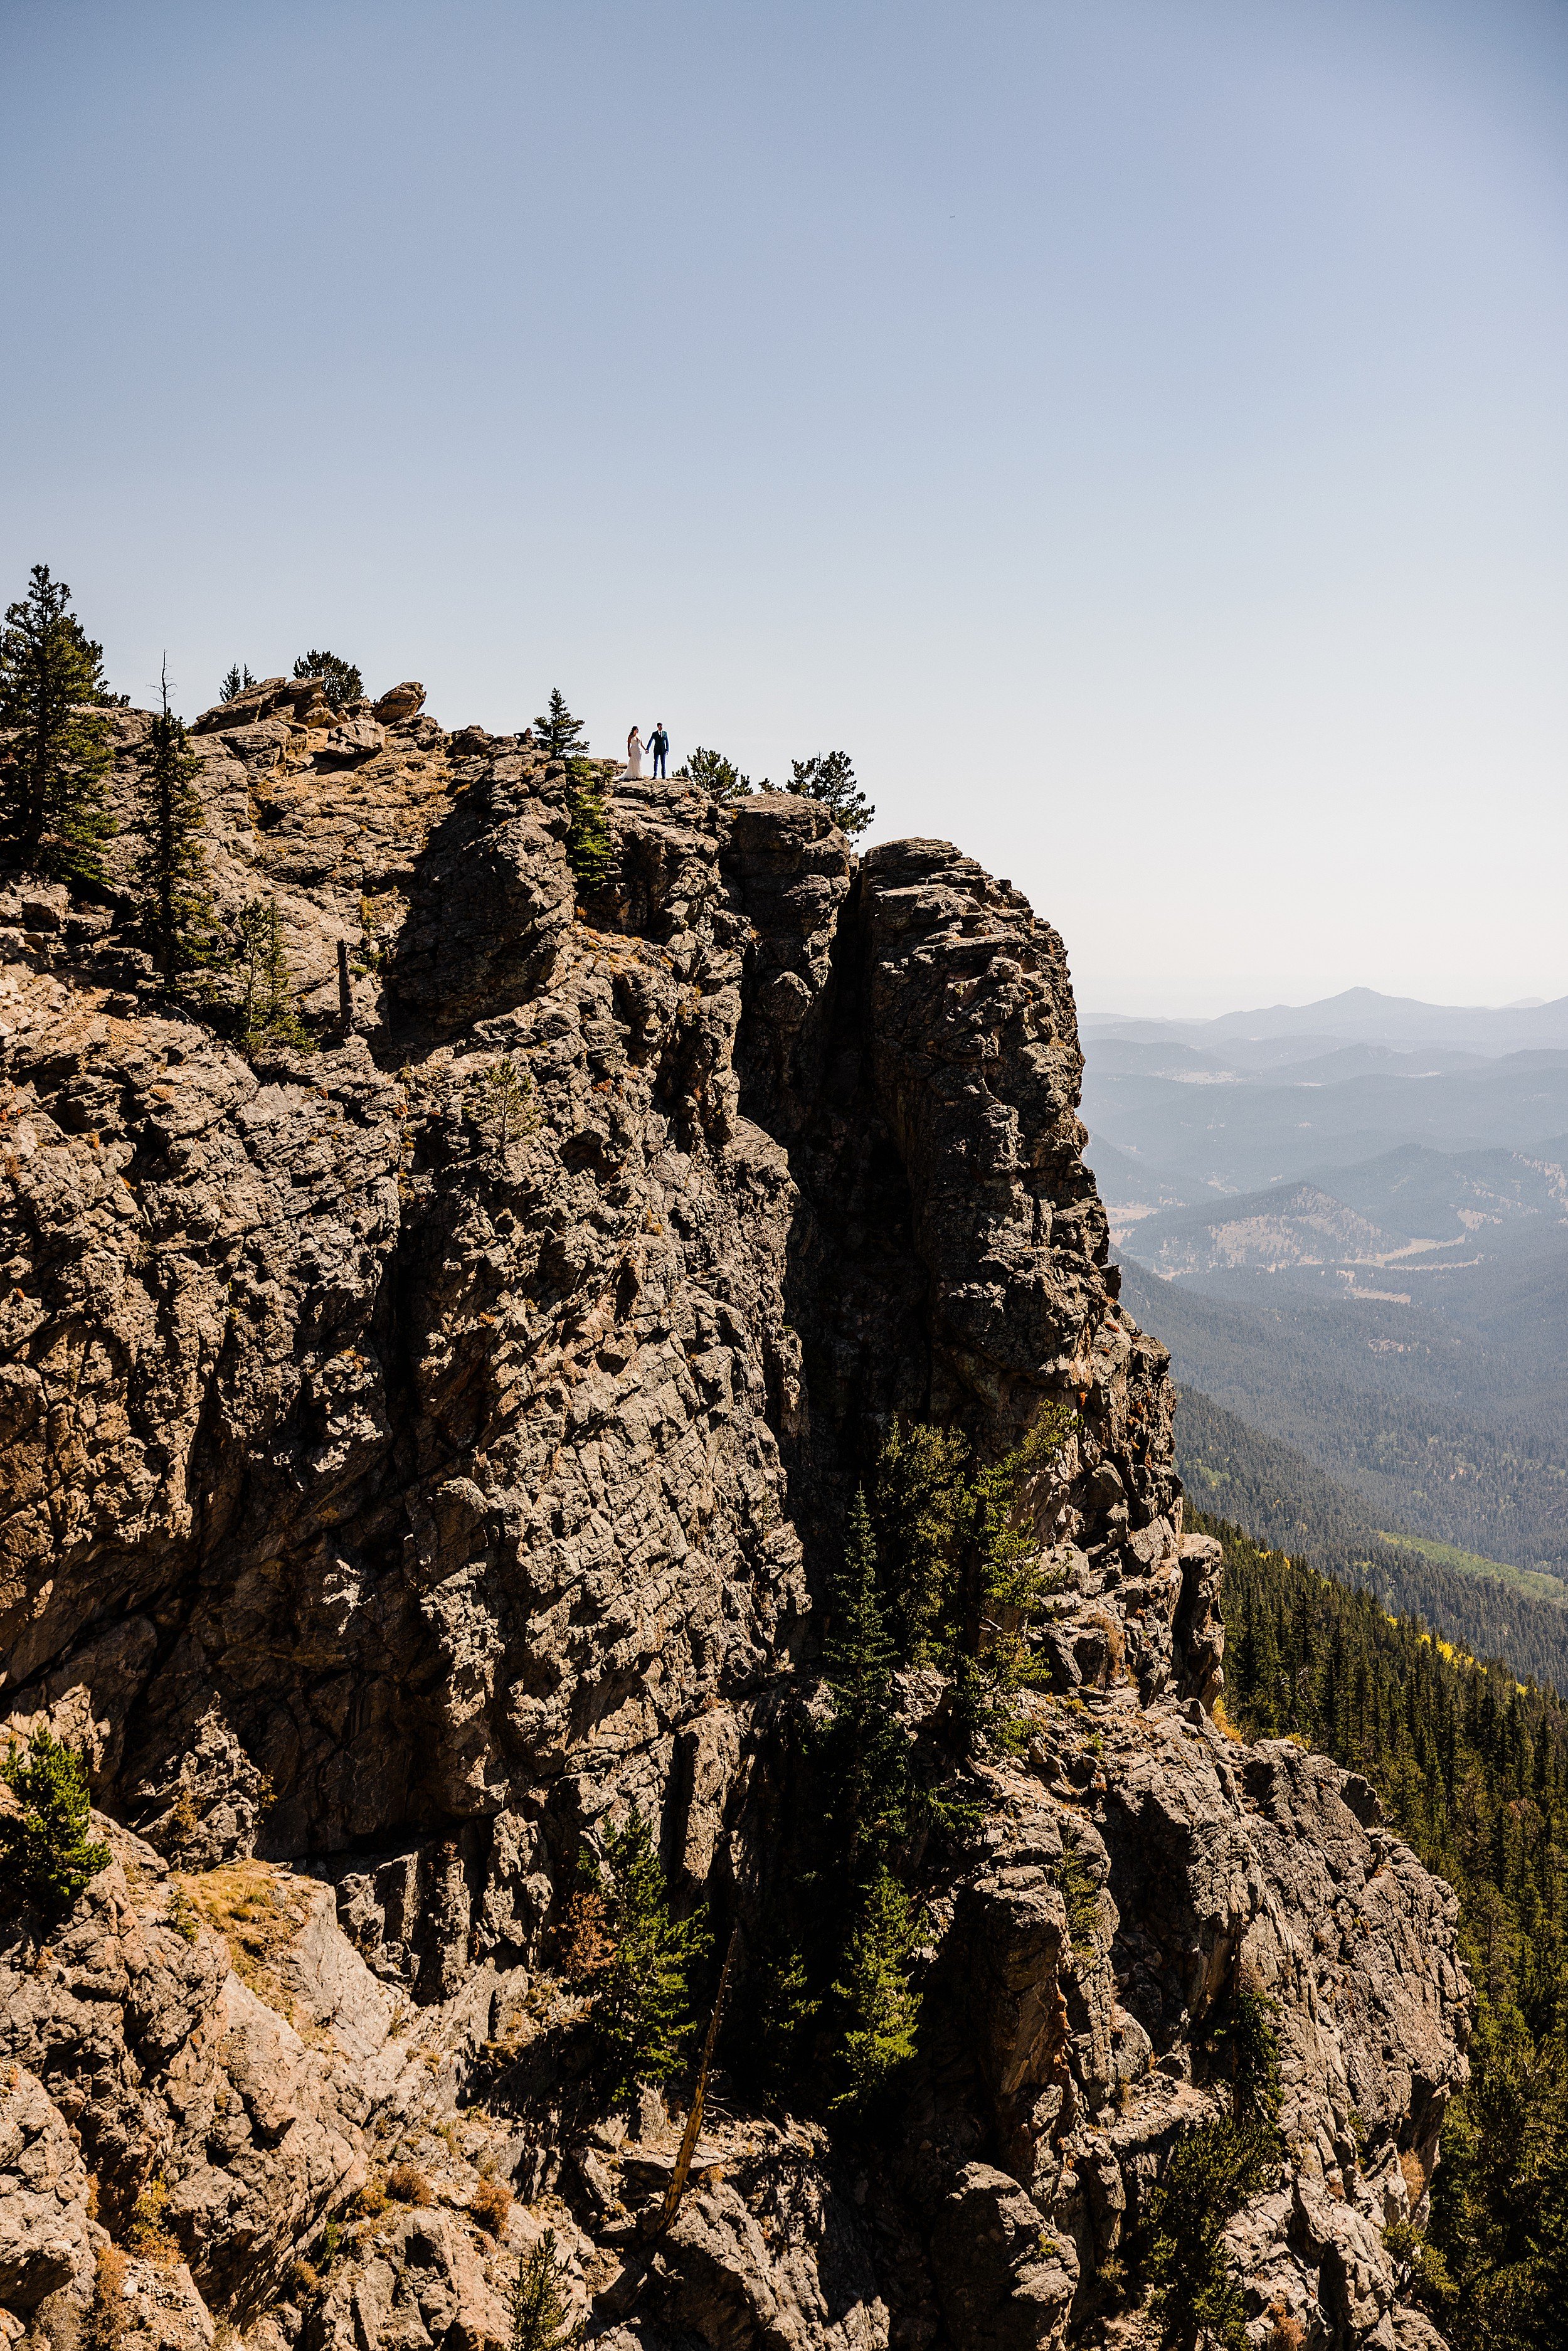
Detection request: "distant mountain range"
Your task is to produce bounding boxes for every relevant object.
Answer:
[1086,984,1568,1054]
[1116,1234,1568,1579]
[1088,985,1568,1593]
[1081,1041,1568,1197]
[1115,1142,1568,1288]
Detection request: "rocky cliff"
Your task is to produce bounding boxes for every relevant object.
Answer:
[0,677,1468,2351]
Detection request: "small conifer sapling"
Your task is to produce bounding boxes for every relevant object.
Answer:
[820,1489,908,1886]
[1216,1976,1283,2132]
[565,780,613,900]
[832,1867,923,2111]
[468,1056,534,1154]
[235,896,313,1054]
[748,1936,821,2095]
[872,1421,970,1667]
[511,2229,577,2351]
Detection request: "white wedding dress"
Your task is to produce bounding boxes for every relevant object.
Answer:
[627,730,643,777]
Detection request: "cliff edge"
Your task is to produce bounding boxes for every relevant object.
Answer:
[0,677,1468,2351]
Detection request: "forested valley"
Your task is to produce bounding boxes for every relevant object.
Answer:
[1178,1387,1568,1693]
[1212,1511,1568,2349]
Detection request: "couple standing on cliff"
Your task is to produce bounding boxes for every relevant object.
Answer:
[625,723,668,779]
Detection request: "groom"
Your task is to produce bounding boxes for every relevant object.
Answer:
[649,721,669,778]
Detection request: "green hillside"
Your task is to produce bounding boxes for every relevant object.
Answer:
[1375,1528,1568,1612]
[1119,1254,1568,1577]
[1173,1382,1568,1693]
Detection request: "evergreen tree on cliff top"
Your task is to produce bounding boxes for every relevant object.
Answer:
[0,565,117,881]
[137,664,216,977]
[532,692,613,898]
[533,689,588,766]
[292,649,362,711]
[675,746,753,801]
[790,751,873,840]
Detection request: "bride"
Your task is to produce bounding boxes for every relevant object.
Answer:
[626,726,644,777]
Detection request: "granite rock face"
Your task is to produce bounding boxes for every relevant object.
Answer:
[0,699,1468,2350]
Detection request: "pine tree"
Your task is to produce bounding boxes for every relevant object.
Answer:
[832,1868,923,2111]
[1214,1978,1283,2135]
[1140,2108,1278,2351]
[748,1934,822,2094]
[821,1490,908,1885]
[532,689,588,766]
[587,1809,708,2094]
[138,666,216,977]
[1424,2002,1568,2346]
[675,747,753,801]
[292,650,362,711]
[466,1055,535,1154]
[220,664,257,704]
[789,751,874,839]
[1,1726,111,1915]
[872,1421,970,1665]
[235,896,312,1054]
[958,1406,1076,1749]
[565,778,613,900]
[511,2229,577,2351]
[528,693,612,898]
[1212,1509,1568,2351]
[1052,1832,1101,1955]
[0,564,115,880]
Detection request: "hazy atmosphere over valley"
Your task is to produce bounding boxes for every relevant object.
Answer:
[1079,989,1568,1685]
[2,8,1566,2351]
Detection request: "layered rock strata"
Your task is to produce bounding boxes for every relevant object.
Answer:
[0,676,1468,2350]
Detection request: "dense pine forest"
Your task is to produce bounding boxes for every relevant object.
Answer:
[1211,1510,1568,2348]
[1179,1386,1568,1694]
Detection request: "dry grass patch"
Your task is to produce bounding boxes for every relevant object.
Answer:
[84,2244,130,2351]
[1265,2299,1305,2351]
[177,1860,297,2016]
[1211,1695,1247,1744]
[471,2177,514,2235]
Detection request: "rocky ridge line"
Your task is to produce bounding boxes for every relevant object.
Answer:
[0,673,1468,2351]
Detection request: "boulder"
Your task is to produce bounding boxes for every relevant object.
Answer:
[928,2165,1078,2351]
[0,2067,95,2311]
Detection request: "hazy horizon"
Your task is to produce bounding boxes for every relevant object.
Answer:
[1080,981,1567,1023]
[4,0,1564,1017]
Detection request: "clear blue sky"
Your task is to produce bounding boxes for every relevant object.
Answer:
[3,0,1564,1014]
